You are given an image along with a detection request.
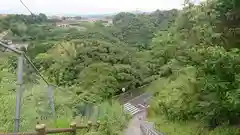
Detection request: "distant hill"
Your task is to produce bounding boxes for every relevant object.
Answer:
[81,13,116,18]
[0,10,153,20]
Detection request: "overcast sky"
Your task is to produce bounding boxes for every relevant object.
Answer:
[0,0,187,15]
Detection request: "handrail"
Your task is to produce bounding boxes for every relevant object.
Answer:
[0,121,100,135]
[0,132,37,135]
[140,121,164,135]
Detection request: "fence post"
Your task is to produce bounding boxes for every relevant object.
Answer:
[35,124,46,135]
[47,85,55,117]
[87,121,92,132]
[96,120,100,128]
[70,122,77,135]
[94,120,100,131]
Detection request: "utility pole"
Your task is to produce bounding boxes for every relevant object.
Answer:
[1,41,55,132]
[14,53,24,133]
[47,85,55,117]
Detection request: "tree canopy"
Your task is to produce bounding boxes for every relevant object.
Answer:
[1,0,240,134]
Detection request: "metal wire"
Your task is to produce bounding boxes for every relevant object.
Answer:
[0,41,56,131]
[0,41,101,128]
[23,54,50,85]
[20,0,34,15]
[0,41,22,54]
[0,41,50,85]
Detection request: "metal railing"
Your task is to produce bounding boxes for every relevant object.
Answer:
[140,121,164,135]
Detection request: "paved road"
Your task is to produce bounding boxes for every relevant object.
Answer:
[117,89,145,104]
[123,92,152,135]
[124,111,147,135]
[129,92,152,106]
[123,92,152,115]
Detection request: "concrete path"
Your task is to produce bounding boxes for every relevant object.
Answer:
[122,92,151,135]
[124,111,147,135]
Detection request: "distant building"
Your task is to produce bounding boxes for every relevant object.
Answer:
[48,15,62,20]
[103,19,113,26]
[79,18,113,25]
[56,23,70,28]
[53,16,113,27]
[0,14,8,18]
[1,40,28,52]
[0,31,9,40]
[7,43,28,52]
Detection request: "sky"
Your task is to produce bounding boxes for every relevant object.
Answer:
[0,0,187,15]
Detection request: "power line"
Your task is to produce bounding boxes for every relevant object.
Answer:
[23,53,50,85]
[0,41,49,85]
[20,0,34,15]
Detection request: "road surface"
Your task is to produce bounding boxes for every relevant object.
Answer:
[124,111,147,135]
[123,92,152,135]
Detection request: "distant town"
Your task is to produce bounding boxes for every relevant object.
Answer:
[0,13,114,28]
[50,15,113,28]
[0,13,115,50]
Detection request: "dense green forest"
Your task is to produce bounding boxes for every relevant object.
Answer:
[1,0,240,134]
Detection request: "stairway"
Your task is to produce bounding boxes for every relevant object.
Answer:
[123,103,141,115]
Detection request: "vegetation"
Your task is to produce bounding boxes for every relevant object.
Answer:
[1,0,240,134]
[147,0,240,134]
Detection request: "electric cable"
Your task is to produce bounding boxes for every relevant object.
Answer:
[20,0,34,15]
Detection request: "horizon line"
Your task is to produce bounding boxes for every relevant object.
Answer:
[0,8,179,17]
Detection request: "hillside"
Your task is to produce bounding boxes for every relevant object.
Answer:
[1,0,240,134]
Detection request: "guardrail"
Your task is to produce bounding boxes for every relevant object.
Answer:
[140,121,164,135]
[0,121,100,135]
